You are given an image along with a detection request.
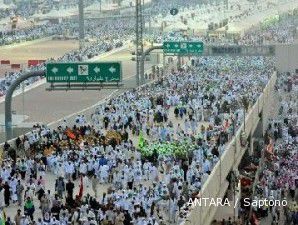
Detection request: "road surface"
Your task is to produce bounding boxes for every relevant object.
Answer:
[0,48,152,125]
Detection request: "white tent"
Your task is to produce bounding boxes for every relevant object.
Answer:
[187,20,209,33]
[85,2,119,12]
[32,9,77,19]
[14,17,35,29]
[0,17,33,31]
[216,24,242,34]
[163,21,188,32]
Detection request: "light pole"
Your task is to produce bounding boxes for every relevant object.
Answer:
[135,0,144,86]
[21,65,25,121]
[78,0,85,50]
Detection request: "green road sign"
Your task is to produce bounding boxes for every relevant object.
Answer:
[46,62,122,83]
[163,41,204,55]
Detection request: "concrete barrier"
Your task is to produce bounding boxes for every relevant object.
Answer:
[181,72,277,225]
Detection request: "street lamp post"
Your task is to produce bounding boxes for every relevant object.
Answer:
[78,0,85,50]
[135,0,144,86]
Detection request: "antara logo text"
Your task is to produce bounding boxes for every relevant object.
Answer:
[188,197,236,208]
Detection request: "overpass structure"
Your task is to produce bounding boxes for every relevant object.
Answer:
[139,44,276,84]
[201,44,275,56]
[144,44,276,57]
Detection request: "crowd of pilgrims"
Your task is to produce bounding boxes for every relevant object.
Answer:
[150,14,298,45]
[0,0,204,46]
[0,0,297,97]
[251,73,298,224]
[2,0,297,46]
[0,17,134,47]
[238,16,298,45]
[0,55,277,225]
[0,0,96,21]
[0,9,297,97]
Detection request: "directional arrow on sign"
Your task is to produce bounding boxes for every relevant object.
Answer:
[94,66,100,73]
[46,62,121,83]
[52,67,58,74]
[109,66,116,73]
[66,67,74,74]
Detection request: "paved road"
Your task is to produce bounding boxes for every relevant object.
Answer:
[0,48,152,125]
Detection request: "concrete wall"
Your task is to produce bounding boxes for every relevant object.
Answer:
[181,72,277,225]
[275,43,298,74]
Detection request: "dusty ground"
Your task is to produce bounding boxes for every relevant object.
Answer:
[0,39,79,77]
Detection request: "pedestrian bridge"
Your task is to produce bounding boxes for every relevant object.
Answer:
[204,45,275,56]
[158,44,276,56]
